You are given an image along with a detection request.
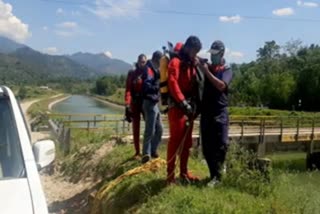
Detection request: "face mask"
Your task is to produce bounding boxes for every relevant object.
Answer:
[211,54,221,65]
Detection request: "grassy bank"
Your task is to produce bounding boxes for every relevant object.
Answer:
[229,107,320,117]
[100,88,320,117]
[27,94,67,118]
[16,86,59,101]
[88,143,320,214]
[93,89,125,106]
[53,128,320,213]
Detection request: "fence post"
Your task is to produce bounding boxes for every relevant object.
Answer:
[122,120,125,135]
[259,118,263,144]
[280,117,283,139]
[240,119,244,143]
[258,118,266,157]
[296,117,300,143]
[310,119,315,154]
[64,128,71,155]
[94,116,96,127]
[116,120,119,137]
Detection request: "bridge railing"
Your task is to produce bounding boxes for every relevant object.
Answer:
[47,113,320,139]
[46,113,320,168]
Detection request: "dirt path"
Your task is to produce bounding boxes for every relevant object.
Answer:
[21,98,50,142]
[42,143,113,214]
[21,95,108,214]
[41,173,96,214]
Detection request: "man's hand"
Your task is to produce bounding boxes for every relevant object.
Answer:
[179,100,193,117]
[198,62,209,73]
[194,57,200,66]
[195,57,209,67]
[125,105,132,123]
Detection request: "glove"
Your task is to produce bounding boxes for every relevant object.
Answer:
[179,100,193,117]
[125,105,132,123]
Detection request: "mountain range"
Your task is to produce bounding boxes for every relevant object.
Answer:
[0,36,132,84]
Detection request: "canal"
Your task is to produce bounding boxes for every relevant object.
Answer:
[52,95,124,128]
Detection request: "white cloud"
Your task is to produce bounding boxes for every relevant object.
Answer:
[55,30,74,37]
[85,0,145,19]
[272,8,295,16]
[43,47,59,55]
[54,22,92,37]
[104,51,112,58]
[146,54,152,60]
[219,15,242,23]
[71,10,81,16]
[56,8,64,15]
[198,49,210,59]
[297,0,318,8]
[55,22,78,37]
[43,26,48,31]
[197,48,244,63]
[226,48,244,59]
[57,21,78,29]
[0,0,31,42]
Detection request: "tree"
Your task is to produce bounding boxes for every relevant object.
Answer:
[257,41,281,61]
[283,39,302,56]
[17,86,27,100]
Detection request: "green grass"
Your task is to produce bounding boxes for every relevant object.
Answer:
[229,106,320,117]
[57,129,112,182]
[53,130,320,213]
[93,89,125,106]
[268,152,307,172]
[90,143,320,214]
[107,88,125,105]
[27,94,67,118]
[103,88,320,118]
[17,86,59,101]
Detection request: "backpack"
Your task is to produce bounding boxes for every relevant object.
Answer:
[159,42,182,106]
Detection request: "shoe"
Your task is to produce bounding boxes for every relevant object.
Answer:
[133,153,141,160]
[166,177,176,186]
[180,172,200,182]
[207,178,220,188]
[222,165,227,174]
[141,155,150,164]
[151,152,159,159]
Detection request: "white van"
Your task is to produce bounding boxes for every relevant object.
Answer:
[0,86,55,214]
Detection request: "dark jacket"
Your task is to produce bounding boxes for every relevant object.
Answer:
[142,60,160,102]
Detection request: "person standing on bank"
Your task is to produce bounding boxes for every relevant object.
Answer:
[197,40,233,187]
[124,54,148,159]
[166,36,202,184]
[141,51,164,163]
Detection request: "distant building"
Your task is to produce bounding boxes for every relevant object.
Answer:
[39,86,51,90]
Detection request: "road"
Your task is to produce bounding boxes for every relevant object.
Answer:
[20,98,50,143]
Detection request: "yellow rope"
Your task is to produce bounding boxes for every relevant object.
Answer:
[90,118,195,214]
[90,158,166,214]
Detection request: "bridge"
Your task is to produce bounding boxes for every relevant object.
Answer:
[34,113,320,168]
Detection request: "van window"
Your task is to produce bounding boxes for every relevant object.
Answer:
[0,96,25,179]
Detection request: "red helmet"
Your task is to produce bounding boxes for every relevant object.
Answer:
[174,42,183,52]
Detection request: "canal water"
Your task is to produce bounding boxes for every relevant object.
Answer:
[52,95,124,128]
[52,95,123,115]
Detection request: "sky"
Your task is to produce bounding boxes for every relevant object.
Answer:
[1,0,320,64]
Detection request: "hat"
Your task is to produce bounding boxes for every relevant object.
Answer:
[208,40,225,55]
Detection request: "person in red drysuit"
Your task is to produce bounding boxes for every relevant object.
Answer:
[124,54,148,158]
[167,36,202,184]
